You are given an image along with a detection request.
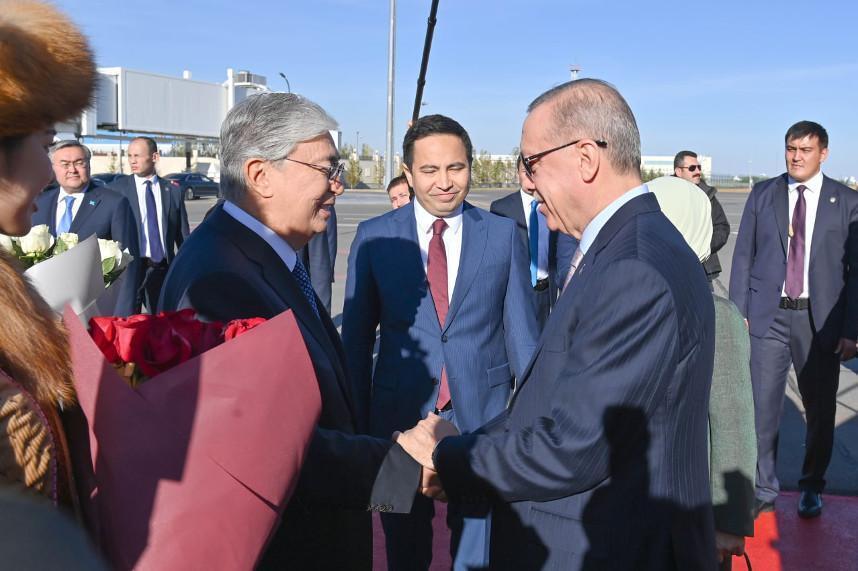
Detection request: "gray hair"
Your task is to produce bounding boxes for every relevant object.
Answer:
[219,92,338,202]
[49,139,92,161]
[527,79,641,176]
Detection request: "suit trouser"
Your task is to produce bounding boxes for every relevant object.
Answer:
[750,306,840,501]
[140,262,169,313]
[380,408,491,571]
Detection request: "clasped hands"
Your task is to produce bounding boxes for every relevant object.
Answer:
[393,413,459,502]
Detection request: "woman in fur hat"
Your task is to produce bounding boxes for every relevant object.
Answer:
[0,0,97,509]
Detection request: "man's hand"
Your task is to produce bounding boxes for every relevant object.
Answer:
[715,531,745,563]
[836,337,857,361]
[420,467,447,502]
[393,413,459,470]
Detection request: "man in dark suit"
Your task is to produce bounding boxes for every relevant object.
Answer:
[673,150,730,285]
[490,156,577,328]
[110,137,189,312]
[395,79,717,570]
[32,140,140,316]
[730,121,858,519]
[159,92,423,569]
[343,115,539,569]
[299,204,337,314]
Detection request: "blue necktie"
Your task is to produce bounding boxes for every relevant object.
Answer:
[529,200,539,287]
[57,195,75,235]
[144,180,165,262]
[292,257,320,318]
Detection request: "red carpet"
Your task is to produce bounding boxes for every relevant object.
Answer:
[372,493,858,570]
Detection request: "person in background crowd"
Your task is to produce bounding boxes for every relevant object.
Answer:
[730,121,858,519]
[387,173,413,209]
[674,150,730,286]
[110,137,189,312]
[31,140,141,315]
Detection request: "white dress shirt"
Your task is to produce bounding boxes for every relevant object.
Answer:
[54,185,87,231]
[413,198,463,303]
[223,200,298,271]
[134,174,166,257]
[781,170,822,299]
[520,190,550,280]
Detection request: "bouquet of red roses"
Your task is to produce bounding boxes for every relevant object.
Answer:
[64,306,321,570]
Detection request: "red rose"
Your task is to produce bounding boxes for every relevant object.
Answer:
[223,318,266,341]
[137,314,194,377]
[161,310,224,356]
[112,314,154,364]
[89,316,121,363]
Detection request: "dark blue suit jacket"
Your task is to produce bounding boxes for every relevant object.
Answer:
[729,174,858,348]
[433,194,717,570]
[32,182,141,316]
[158,204,419,569]
[108,175,190,263]
[342,201,539,437]
[490,191,578,308]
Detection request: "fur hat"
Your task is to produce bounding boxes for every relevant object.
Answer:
[0,0,96,137]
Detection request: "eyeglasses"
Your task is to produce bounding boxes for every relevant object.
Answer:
[57,159,88,171]
[520,138,608,178]
[679,164,702,172]
[284,158,345,182]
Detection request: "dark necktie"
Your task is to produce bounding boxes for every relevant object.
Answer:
[785,185,807,299]
[529,200,539,287]
[427,218,451,410]
[292,257,320,319]
[144,180,165,262]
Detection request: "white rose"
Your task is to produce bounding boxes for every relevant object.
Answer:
[58,232,79,249]
[18,225,54,255]
[0,234,14,253]
[98,238,121,263]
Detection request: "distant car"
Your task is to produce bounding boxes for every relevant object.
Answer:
[163,172,221,200]
[91,172,122,185]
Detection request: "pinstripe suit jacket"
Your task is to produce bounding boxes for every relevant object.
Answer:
[433,193,717,570]
[342,200,539,437]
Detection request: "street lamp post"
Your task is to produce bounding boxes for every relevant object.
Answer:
[356,131,360,158]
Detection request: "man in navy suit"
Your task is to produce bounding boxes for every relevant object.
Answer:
[395,80,717,570]
[159,92,423,569]
[32,140,140,316]
[490,156,577,329]
[343,115,539,569]
[730,121,858,519]
[110,137,189,312]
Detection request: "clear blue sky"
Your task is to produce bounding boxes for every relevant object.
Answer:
[60,0,858,178]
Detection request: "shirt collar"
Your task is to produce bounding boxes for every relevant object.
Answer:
[579,184,649,255]
[58,182,90,198]
[413,196,464,236]
[222,200,297,271]
[134,174,159,187]
[788,170,823,194]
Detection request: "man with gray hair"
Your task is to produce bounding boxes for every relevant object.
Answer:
[159,92,424,569]
[395,79,718,569]
[32,139,141,315]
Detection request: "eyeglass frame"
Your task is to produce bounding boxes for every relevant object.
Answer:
[56,159,89,171]
[284,157,345,182]
[520,138,608,178]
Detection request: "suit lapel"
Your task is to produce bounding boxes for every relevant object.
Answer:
[445,204,486,332]
[120,176,142,226]
[810,176,838,267]
[69,184,101,233]
[773,175,789,255]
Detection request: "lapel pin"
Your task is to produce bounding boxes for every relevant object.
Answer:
[830,196,837,204]
[89,200,97,206]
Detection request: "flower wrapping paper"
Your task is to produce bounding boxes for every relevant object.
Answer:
[64,306,322,570]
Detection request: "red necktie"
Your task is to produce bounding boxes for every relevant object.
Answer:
[428,219,451,410]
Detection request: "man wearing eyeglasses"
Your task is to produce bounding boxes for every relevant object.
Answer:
[674,150,730,286]
[159,93,424,570]
[32,140,141,315]
[343,114,538,570]
[395,80,717,570]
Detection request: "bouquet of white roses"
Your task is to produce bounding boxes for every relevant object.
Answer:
[0,225,80,267]
[97,238,133,286]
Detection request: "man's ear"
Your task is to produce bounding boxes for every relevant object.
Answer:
[244,158,274,198]
[402,164,414,189]
[578,140,601,183]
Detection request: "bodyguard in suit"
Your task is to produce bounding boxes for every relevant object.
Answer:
[159,92,422,569]
[730,121,858,519]
[396,79,717,570]
[343,115,539,569]
[299,204,337,314]
[32,140,140,316]
[110,137,189,312]
[490,156,577,328]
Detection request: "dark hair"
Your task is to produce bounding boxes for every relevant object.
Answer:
[0,134,25,156]
[132,136,158,154]
[386,173,412,196]
[785,121,828,149]
[402,114,473,168]
[673,150,697,169]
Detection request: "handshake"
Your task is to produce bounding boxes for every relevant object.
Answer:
[393,413,460,502]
